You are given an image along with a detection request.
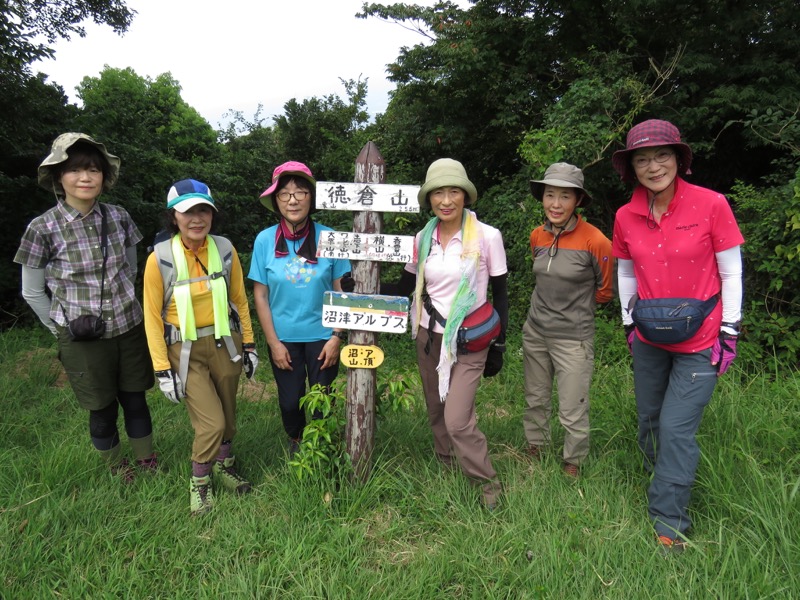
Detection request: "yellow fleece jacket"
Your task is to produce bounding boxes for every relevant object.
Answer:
[143,236,254,371]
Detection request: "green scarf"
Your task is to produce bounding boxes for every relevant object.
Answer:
[171,234,231,341]
[412,209,482,400]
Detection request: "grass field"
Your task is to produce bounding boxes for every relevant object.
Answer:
[1,327,798,599]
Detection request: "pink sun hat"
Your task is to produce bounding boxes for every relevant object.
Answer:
[259,161,317,213]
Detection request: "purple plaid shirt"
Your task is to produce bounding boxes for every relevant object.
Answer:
[14,199,144,337]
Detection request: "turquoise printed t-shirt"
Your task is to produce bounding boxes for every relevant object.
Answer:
[248,223,350,342]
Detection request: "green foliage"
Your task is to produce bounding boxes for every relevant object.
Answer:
[73,67,221,259]
[0,0,134,76]
[732,169,800,366]
[377,370,417,415]
[475,173,543,325]
[290,384,350,481]
[360,0,559,191]
[273,77,371,183]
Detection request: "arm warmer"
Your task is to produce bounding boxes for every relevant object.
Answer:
[617,259,637,326]
[126,245,138,279]
[21,266,57,336]
[716,245,743,330]
[490,273,509,344]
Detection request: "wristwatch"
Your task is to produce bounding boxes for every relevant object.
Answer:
[332,330,348,341]
[721,321,741,335]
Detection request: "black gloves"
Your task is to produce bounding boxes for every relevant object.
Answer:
[483,344,505,377]
[340,273,356,293]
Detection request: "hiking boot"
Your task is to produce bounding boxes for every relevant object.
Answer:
[562,462,579,478]
[212,456,252,495]
[287,437,301,457]
[136,453,160,474]
[111,458,136,484]
[481,481,503,511]
[527,445,542,460]
[657,535,687,555]
[190,475,214,516]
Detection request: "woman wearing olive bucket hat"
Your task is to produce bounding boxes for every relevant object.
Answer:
[611,119,744,553]
[248,161,350,457]
[14,133,158,482]
[382,158,508,510]
[522,163,614,478]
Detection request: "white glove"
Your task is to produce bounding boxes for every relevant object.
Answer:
[243,344,259,380]
[155,369,185,403]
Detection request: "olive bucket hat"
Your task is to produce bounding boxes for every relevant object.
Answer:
[611,119,693,183]
[38,132,121,194]
[418,158,478,210]
[259,161,317,214]
[529,162,593,208]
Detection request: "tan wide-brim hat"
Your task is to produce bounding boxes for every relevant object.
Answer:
[529,162,593,207]
[417,158,478,210]
[38,132,120,194]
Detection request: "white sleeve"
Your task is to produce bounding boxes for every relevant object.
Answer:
[716,245,743,331]
[126,244,138,279]
[21,266,58,336]
[617,258,637,326]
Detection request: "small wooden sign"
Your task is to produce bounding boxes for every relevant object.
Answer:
[322,292,409,334]
[340,344,385,369]
[316,182,420,213]
[317,230,416,263]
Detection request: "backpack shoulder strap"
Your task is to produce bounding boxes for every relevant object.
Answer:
[153,238,176,316]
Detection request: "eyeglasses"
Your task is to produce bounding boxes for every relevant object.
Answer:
[632,150,675,169]
[276,190,310,202]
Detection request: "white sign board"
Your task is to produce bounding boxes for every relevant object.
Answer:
[322,292,409,334]
[317,231,416,263]
[316,182,420,213]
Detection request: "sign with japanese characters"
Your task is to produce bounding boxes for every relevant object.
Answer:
[316,182,420,213]
[316,231,416,263]
[322,292,409,334]
[340,344,385,369]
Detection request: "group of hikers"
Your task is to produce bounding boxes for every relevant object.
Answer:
[16,118,743,553]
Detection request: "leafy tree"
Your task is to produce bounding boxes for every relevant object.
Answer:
[0,0,135,327]
[360,1,560,191]
[273,77,372,182]
[74,67,220,252]
[1,0,133,81]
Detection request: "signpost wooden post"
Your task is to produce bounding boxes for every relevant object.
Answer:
[347,141,385,481]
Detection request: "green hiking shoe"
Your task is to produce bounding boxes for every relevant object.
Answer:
[212,456,252,495]
[190,475,214,516]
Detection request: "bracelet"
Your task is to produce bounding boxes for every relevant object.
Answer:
[154,370,171,378]
[243,343,256,351]
[332,331,347,341]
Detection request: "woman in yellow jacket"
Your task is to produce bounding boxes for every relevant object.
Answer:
[143,179,257,516]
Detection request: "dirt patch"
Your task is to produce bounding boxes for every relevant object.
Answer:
[14,347,67,388]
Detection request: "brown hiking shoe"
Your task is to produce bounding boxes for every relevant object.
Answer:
[527,445,542,460]
[562,462,579,478]
[481,481,502,511]
[136,453,160,473]
[111,458,136,484]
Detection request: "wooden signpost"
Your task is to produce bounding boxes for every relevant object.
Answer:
[317,141,420,482]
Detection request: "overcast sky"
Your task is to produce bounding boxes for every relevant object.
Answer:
[33,0,465,129]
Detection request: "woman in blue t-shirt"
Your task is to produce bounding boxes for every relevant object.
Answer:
[249,161,350,455]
